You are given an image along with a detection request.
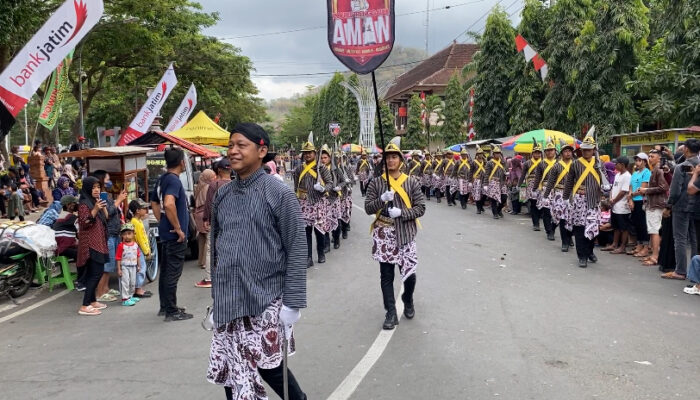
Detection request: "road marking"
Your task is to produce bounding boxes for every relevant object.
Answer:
[352,203,364,212]
[0,289,71,325]
[327,287,404,400]
[0,286,46,313]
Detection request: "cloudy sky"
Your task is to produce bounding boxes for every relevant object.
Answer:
[199,0,525,100]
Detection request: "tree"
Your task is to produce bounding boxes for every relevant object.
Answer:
[342,74,360,143]
[375,102,395,149]
[424,94,445,150]
[507,0,551,136]
[311,87,325,145]
[404,94,425,149]
[467,7,518,139]
[540,0,596,136]
[322,72,345,145]
[441,74,466,145]
[628,0,699,128]
[278,94,315,150]
[569,0,649,141]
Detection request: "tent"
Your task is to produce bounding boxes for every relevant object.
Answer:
[169,111,230,146]
[128,130,220,158]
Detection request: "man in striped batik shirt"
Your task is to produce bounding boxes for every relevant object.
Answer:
[207,123,308,400]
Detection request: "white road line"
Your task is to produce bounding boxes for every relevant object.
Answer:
[0,289,71,324]
[327,287,404,400]
[0,286,45,313]
[352,204,365,212]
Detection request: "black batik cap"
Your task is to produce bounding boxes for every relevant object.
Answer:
[230,123,275,163]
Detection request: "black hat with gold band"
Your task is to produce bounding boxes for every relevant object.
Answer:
[492,144,502,154]
[558,138,575,152]
[532,137,543,153]
[475,144,484,155]
[544,136,557,151]
[320,144,332,157]
[460,147,469,156]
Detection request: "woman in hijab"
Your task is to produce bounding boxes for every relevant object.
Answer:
[604,162,616,188]
[194,169,216,271]
[507,156,524,214]
[52,176,77,202]
[76,176,109,316]
[62,164,77,184]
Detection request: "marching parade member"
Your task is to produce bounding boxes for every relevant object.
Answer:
[365,138,426,330]
[356,150,372,197]
[340,153,355,237]
[442,150,458,206]
[432,151,445,203]
[329,150,350,249]
[420,152,434,201]
[484,145,508,219]
[207,123,308,400]
[471,145,487,214]
[543,139,576,252]
[456,148,472,209]
[520,140,543,230]
[293,135,333,266]
[319,145,339,254]
[563,127,605,268]
[407,151,423,180]
[533,137,559,241]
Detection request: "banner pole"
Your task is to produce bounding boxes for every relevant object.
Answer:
[371,71,394,214]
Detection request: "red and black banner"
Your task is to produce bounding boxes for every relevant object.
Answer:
[327,0,395,75]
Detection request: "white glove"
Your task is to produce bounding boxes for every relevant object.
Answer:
[601,184,612,192]
[345,178,351,183]
[333,186,341,192]
[279,305,301,340]
[313,183,325,192]
[380,190,395,202]
[388,207,402,218]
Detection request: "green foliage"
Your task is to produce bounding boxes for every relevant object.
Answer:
[541,0,596,135]
[342,74,360,143]
[424,94,444,149]
[507,0,550,136]
[468,7,518,139]
[278,93,315,150]
[570,0,649,141]
[375,102,395,148]
[404,94,425,149]
[441,74,466,145]
[321,72,345,145]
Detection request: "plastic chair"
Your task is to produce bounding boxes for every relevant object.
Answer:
[47,255,76,291]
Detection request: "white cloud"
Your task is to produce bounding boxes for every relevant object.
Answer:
[253,78,313,100]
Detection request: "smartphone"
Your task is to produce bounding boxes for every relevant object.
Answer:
[99,192,109,202]
[681,165,693,173]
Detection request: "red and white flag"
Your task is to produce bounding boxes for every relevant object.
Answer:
[467,87,476,141]
[0,0,104,140]
[164,83,197,133]
[515,34,548,81]
[119,63,178,145]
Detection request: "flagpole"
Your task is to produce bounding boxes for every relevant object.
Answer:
[371,71,390,187]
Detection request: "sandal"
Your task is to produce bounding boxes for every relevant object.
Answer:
[611,248,626,254]
[91,302,107,310]
[642,258,658,266]
[78,306,102,316]
[97,293,117,302]
[660,272,686,280]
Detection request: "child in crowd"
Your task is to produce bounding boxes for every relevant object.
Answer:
[598,200,614,248]
[8,184,25,221]
[128,199,153,299]
[115,223,141,307]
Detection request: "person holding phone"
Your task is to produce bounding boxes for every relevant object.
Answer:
[662,139,700,280]
[76,177,109,316]
[90,170,128,302]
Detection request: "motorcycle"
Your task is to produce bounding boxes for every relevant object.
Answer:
[0,222,38,304]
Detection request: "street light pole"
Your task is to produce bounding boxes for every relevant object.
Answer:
[78,44,84,139]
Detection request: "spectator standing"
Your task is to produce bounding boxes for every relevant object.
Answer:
[202,158,233,232]
[128,199,153,299]
[151,147,192,321]
[662,139,700,280]
[92,170,128,302]
[605,157,632,254]
[507,156,523,215]
[76,176,108,316]
[639,149,669,266]
[688,163,700,251]
[207,123,307,400]
[7,184,24,221]
[115,223,140,307]
[193,168,215,288]
[628,153,651,256]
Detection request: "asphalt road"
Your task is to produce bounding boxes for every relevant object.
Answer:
[1,188,698,400]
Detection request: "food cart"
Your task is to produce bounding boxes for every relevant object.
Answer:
[611,126,700,157]
[58,146,152,209]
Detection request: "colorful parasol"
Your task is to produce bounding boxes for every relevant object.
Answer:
[502,129,580,153]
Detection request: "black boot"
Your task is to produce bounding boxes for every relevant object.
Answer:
[383,310,399,330]
[561,243,569,252]
[588,253,598,263]
[307,257,314,267]
[315,230,325,263]
[547,232,555,241]
[341,220,348,239]
[436,190,442,203]
[578,258,588,268]
[401,292,414,319]
[332,227,341,249]
[305,226,314,266]
[318,252,326,264]
[324,233,331,253]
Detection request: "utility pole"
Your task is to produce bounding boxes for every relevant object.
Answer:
[424,0,430,55]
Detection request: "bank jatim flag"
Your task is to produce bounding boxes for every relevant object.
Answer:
[327,0,395,74]
[164,83,197,133]
[0,0,104,142]
[119,63,178,145]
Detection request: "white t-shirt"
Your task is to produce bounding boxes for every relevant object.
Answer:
[611,171,631,214]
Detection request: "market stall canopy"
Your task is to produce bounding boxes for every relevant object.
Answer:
[502,129,580,153]
[169,111,230,146]
[127,129,220,159]
[59,146,153,158]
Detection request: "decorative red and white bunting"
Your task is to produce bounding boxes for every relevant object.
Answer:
[515,34,548,81]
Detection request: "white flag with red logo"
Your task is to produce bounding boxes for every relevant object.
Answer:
[0,0,104,120]
[164,83,197,133]
[467,87,476,141]
[118,63,178,145]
